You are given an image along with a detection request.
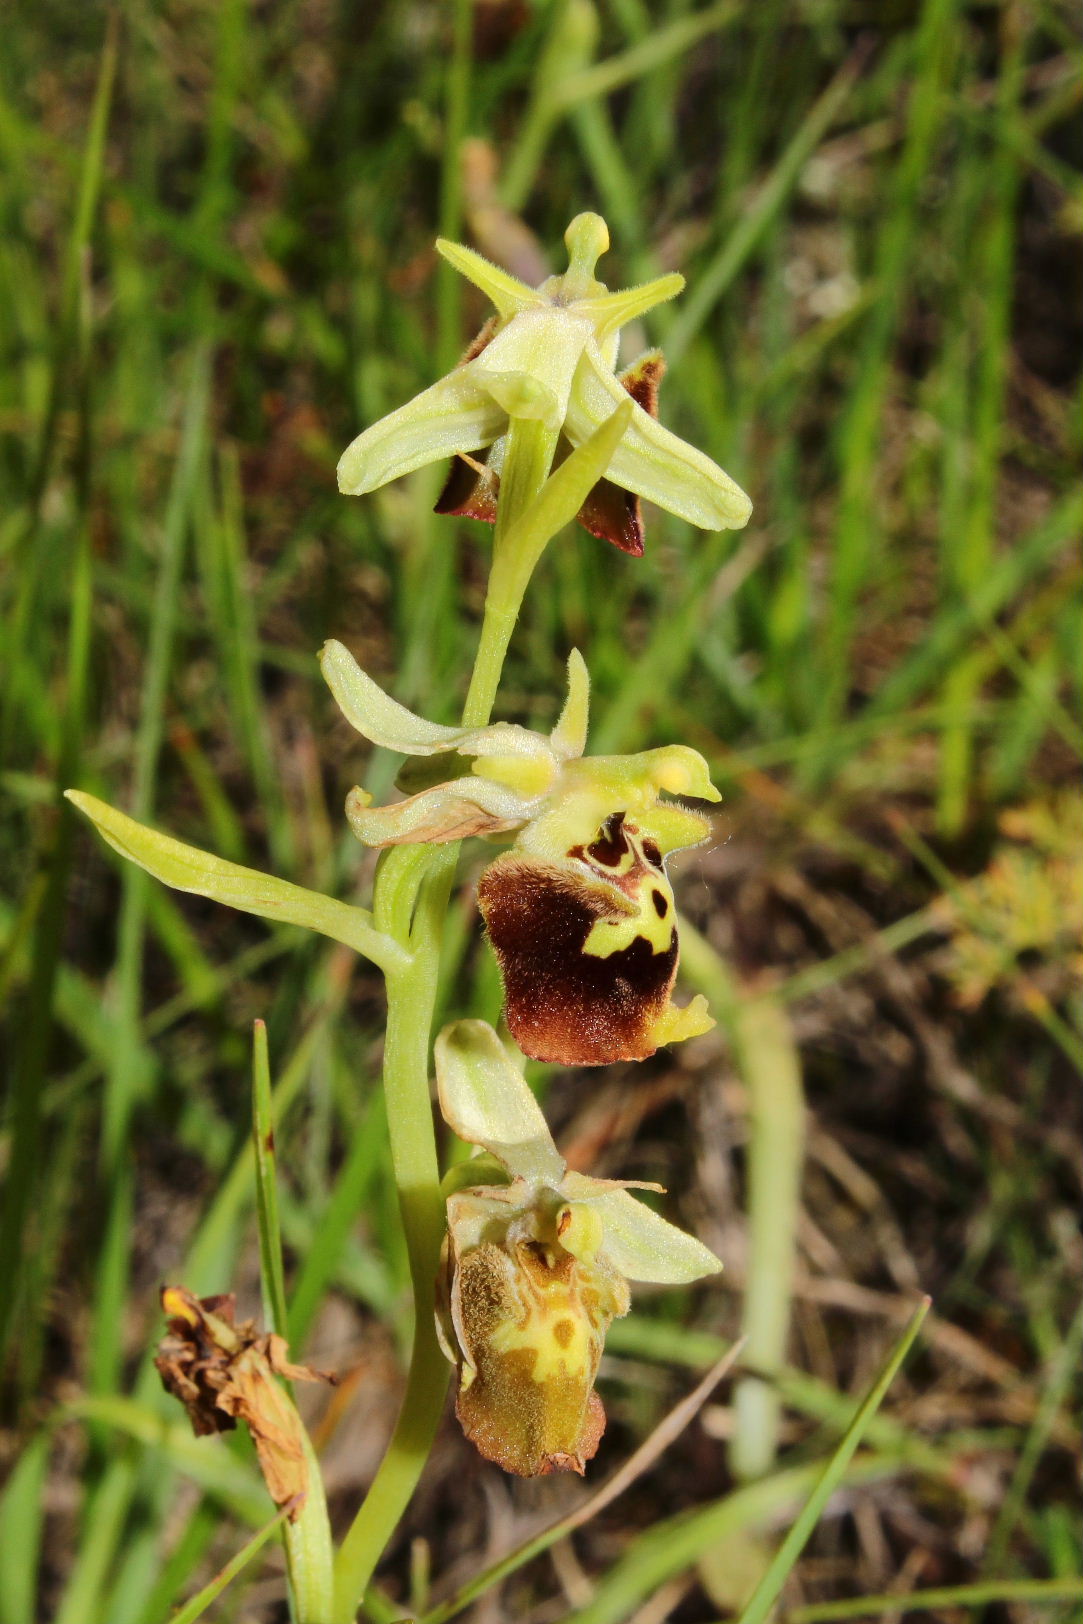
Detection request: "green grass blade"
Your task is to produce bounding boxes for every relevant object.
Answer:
[168,1504,295,1624]
[986,1298,1083,1572]
[935,20,1026,835]
[786,1576,1083,1622]
[0,1433,49,1624]
[0,15,117,1381]
[435,0,472,373]
[0,12,118,747]
[733,1298,931,1624]
[669,933,804,1485]
[287,1087,387,1349]
[134,1503,218,1624]
[419,1347,744,1624]
[807,0,958,774]
[555,2,740,113]
[666,46,864,366]
[728,995,804,1481]
[866,490,1082,723]
[53,1459,140,1624]
[563,1458,900,1624]
[88,342,212,1405]
[62,1396,269,1523]
[252,1018,289,1338]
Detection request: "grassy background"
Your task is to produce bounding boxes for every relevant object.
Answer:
[1,1,1081,1620]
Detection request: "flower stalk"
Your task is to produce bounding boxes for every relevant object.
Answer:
[332,392,563,1622]
[67,211,748,1624]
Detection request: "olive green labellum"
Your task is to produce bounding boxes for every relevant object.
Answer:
[433,1021,723,1476]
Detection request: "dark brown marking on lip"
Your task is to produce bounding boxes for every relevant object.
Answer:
[651,889,668,917]
[587,811,628,868]
[477,854,679,1065]
[641,838,662,868]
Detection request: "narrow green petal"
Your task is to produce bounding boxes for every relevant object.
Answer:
[320,640,466,753]
[549,648,590,761]
[321,642,556,773]
[435,1020,566,1186]
[638,801,714,856]
[576,272,685,344]
[337,371,505,496]
[435,239,544,320]
[587,1187,723,1284]
[565,342,752,531]
[65,791,408,974]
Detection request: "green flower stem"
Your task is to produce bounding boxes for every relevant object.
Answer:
[331,905,452,1624]
[332,419,557,1623]
[286,1431,336,1624]
[463,402,634,728]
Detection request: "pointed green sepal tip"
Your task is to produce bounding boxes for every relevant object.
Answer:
[434,237,541,319]
[583,271,686,343]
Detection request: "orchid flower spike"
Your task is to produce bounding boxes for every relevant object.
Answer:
[321,641,722,1064]
[338,213,751,553]
[434,1020,722,1476]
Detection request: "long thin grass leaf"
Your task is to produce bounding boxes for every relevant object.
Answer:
[733,1298,930,1624]
[0,15,119,1380]
[562,1457,899,1624]
[728,996,804,1481]
[667,46,865,366]
[786,1575,1083,1622]
[168,1504,295,1624]
[0,1433,49,1624]
[252,1019,289,1338]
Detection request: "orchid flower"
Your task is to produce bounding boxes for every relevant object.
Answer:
[434,1020,722,1475]
[338,213,751,551]
[321,641,721,1063]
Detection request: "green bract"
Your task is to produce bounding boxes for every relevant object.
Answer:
[434,1020,722,1475]
[337,213,752,535]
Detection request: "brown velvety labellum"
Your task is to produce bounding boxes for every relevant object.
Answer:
[477,853,679,1065]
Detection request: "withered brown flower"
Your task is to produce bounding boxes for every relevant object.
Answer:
[155,1286,333,1518]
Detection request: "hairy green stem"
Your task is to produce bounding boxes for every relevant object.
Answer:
[332,418,557,1622]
